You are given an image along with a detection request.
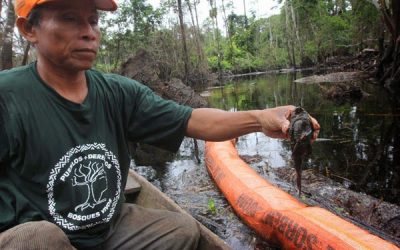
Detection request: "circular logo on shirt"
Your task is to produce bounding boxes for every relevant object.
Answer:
[47,143,121,231]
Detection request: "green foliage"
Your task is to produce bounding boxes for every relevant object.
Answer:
[304,41,318,63]
[316,14,352,56]
[208,55,232,71]
[94,63,114,73]
[3,0,383,79]
[349,1,380,49]
[96,0,166,71]
[93,0,381,79]
[263,47,289,69]
[208,198,217,215]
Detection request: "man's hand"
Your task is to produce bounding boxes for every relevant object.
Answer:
[257,105,295,139]
[258,105,320,140]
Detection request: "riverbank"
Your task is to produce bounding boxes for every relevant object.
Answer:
[211,48,379,84]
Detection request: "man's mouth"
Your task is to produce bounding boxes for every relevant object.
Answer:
[74,48,97,54]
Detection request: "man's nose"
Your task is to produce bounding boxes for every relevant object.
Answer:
[79,22,99,40]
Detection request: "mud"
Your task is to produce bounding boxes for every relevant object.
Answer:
[294,71,369,84]
[120,49,208,108]
[131,138,280,250]
[271,166,400,243]
[131,134,400,249]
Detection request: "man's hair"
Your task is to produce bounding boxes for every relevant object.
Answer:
[27,5,44,26]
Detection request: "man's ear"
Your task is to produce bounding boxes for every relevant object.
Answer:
[16,17,38,44]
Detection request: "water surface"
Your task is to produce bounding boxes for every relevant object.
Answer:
[142,73,400,249]
[205,73,400,205]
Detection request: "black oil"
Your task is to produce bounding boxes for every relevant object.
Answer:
[205,73,400,206]
[131,72,400,249]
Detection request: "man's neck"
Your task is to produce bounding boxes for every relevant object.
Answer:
[36,60,89,104]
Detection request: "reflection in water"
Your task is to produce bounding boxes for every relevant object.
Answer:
[205,73,400,205]
[236,133,288,168]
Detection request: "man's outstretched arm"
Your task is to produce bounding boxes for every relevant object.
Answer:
[186,105,320,141]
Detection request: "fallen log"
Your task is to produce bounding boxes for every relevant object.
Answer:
[295,72,368,84]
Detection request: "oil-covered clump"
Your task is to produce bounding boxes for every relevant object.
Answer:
[289,107,313,195]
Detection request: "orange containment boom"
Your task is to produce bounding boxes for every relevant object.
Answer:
[205,140,399,250]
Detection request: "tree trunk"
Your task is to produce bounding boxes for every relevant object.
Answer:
[185,0,204,63]
[284,0,295,68]
[376,0,400,100]
[214,4,222,79]
[21,42,31,66]
[1,0,15,70]
[177,0,190,84]
[208,0,222,78]
[221,0,234,63]
[268,18,273,47]
[220,0,229,41]
[193,0,201,36]
[242,0,248,27]
[290,1,304,66]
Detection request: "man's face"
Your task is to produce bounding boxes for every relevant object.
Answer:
[32,0,101,71]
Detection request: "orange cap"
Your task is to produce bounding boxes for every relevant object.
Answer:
[15,0,118,18]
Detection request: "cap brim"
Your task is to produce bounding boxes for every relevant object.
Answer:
[94,0,117,11]
[16,0,117,18]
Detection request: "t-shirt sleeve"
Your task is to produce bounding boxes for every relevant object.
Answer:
[116,77,193,152]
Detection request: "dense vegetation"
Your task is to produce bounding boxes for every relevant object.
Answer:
[96,0,382,77]
[0,0,397,92]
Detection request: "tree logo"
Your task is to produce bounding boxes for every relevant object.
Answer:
[47,143,121,231]
[72,161,108,212]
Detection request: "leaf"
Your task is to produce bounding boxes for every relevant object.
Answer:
[208,198,217,215]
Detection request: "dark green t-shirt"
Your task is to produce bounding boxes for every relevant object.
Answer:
[0,63,192,248]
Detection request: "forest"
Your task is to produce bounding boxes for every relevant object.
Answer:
[0,0,399,97]
[1,1,400,247]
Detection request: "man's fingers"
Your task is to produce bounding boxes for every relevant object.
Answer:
[307,114,320,143]
[265,130,285,139]
[311,129,320,143]
[281,120,290,138]
[284,106,295,120]
[309,115,320,130]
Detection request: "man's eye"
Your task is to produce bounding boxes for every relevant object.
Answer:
[89,18,99,25]
[63,15,77,22]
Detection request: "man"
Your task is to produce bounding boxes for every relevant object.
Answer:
[0,0,320,249]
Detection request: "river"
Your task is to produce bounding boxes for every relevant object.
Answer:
[204,72,399,206]
[132,72,400,249]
